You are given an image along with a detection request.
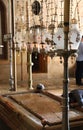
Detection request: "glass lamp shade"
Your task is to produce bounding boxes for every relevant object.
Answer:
[40,42,46,53]
[21,42,27,52]
[53,27,64,50]
[29,25,46,44]
[16,42,22,51]
[29,25,50,53]
[32,42,40,53]
[53,21,81,50]
[68,19,81,50]
[27,42,34,53]
[48,24,55,34]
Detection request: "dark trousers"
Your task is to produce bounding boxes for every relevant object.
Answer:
[75,61,83,84]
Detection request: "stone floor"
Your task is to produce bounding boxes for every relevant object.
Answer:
[0,78,83,130]
[0,78,83,95]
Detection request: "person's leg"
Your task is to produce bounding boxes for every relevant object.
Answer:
[75,61,82,85]
[80,61,83,82]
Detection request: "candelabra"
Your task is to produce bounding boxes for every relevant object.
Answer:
[13,1,82,130]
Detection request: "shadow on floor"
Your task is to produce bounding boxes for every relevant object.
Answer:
[0,119,11,130]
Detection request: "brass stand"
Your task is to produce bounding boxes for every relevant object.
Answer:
[27,52,33,90]
[9,35,14,90]
[57,50,76,130]
[62,0,71,130]
[11,0,17,91]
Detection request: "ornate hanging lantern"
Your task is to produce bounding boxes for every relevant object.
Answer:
[68,18,81,50]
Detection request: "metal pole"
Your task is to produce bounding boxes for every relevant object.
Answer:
[9,34,14,90]
[21,52,23,81]
[62,55,70,130]
[8,0,14,90]
[62,0,70,130]
[11,0,17,91]
[27,52,33,90]
[26,1,33,90]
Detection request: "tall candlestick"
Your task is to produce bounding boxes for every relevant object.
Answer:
[62,0,70,130]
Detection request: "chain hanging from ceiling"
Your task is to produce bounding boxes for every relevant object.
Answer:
[14,0,82,57]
